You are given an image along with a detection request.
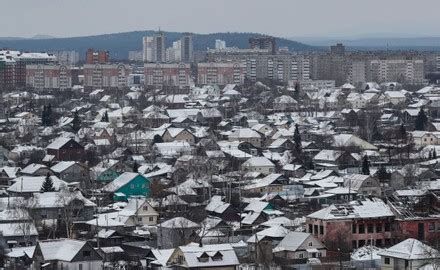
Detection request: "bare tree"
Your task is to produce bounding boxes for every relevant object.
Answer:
[10,196,39,246]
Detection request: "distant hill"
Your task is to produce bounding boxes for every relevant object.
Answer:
[0,31,313,60]
[290,36,440,50]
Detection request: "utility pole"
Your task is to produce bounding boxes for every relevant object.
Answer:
[338,248,342,270]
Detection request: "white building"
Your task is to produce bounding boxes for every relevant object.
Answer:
[215,39,226,50]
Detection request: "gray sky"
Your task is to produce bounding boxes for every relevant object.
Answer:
[3,0,440,38]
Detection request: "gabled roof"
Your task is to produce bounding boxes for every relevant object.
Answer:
[174,243,239,268]
[205,196,230,214]
[247,225,290,243]
[273,232,325,252]
[38,239,93,262]
[159,217,199,229]
[50,161,77,173]
[7,176,67,193]
[46,137,78,150]
[21,163,47,175]
[102,172,146,193]
[242,157,275,167]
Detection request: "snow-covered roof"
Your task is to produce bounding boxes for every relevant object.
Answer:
[307,198,394,220]
[159,217,199,229]
[205,196,230,214]
[7,176,67,193]
[332,134,378,150]
[242,157,275,168]
[38,239,90,262]
[273,232,323,253]
[0,222,37,237]
[46,137,74,150]
[378,238,439,260]
[21,163,47,175]
[247,225,290,243]
[50,161,77,173]
[176,243,239,268]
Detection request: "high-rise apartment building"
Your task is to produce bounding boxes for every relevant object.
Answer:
[0,50,57,90]
[26,64,72,90]
[50,51,79,65]
[249,36,277,54]
[83,64,129,90]
[143,33,166,63]
[144,63,191,89]
[215,40,226,50]
[197,62,246,85]
[180,33,193,63]
[85,49,109,64]
[143,36,154,63]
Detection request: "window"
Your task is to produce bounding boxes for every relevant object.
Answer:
[376,224,382,233]
[352,240,357,248]
[429,223,435,232]
[149,217,154,222]
[309,242,313,246]
[79,264,83,270]
[320,225,324,235]
[299,253,303,259]
[352,224,357,234]
[82,251,91,257]
[143,206,148,211]
[367,224,374,233]
[308,224,313,233]
[385,223,391,232]
[131,184,135,189]
[138,217,143,222]
[384,257,390,265]
[314,225,318,235]
[358,240,365,247]
[359,224,365,234]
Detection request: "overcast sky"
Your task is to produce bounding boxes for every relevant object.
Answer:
[3,0,440,38]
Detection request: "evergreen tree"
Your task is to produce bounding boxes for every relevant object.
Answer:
[377,165,390,182]
[293,124,302,150]
[371,123,382,141]
[415,108,428,131]
[153,134,163,144]
[399,124,407,141]
[72,110,81,133]
[101,111,109,122]
[46,103,53,126]
[362,155,370,175]
[434,148,437,159]
[41,173,55,192]
[429,150,433,160]
[133,161,139,173]
[294,82,300,100]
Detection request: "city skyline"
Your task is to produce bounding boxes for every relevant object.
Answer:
[3,0,440,38]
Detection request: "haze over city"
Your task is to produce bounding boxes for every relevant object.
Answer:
[3,0,440,38]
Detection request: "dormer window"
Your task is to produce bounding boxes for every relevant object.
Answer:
[197,252,210,262]
[212,251,223,261]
